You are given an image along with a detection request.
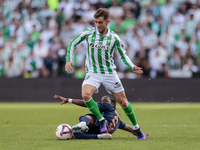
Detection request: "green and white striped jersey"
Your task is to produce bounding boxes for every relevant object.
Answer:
[66,27,134,74]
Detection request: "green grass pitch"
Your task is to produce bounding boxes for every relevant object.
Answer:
[0,102,200,150]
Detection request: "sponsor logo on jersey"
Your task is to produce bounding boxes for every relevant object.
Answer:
[90,43,94,47]
[114,82,122,88]
[121,43,124,48]
[89,43,109,50]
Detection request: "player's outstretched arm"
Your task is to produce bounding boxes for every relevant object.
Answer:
[54,95,87,107]
[132,65,143,74]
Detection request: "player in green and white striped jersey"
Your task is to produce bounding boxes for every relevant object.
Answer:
[65,8,146,140]
[66,26,134,75]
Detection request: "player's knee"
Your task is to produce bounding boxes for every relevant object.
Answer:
[82,93,92,101]
[118,99,128,108]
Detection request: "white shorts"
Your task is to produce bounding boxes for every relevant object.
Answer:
[82,72,124,94]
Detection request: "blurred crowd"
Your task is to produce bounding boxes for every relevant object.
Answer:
[0,0,200,79]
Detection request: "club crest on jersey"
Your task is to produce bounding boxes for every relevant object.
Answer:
[107,37,111,42]
[89,43,109,50]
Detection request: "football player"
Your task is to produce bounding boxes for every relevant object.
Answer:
[54,95,148,139]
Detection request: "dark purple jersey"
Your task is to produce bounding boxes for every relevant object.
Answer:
[96,102,126,134]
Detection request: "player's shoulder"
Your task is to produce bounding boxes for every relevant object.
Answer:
[81,27,95,34]
[110,30,121,41]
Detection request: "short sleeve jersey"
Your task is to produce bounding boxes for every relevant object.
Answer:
[96,102,126,134]
[66,27,134,75]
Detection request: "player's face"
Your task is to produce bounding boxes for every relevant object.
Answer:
[101,96,111,104]
[95,17,109,34]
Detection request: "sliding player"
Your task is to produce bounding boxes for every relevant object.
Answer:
[54,95,148,139]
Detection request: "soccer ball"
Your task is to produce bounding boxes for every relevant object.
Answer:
[56,124,72,140]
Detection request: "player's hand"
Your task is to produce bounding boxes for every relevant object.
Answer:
[132,65,143,74]
[65,61,74,73]
[54,95,68,105]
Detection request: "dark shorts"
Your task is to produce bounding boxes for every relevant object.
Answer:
[87,125,101,134]
[79,114,101,134]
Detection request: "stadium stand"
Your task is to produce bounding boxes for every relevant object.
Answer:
[0,0,200,79]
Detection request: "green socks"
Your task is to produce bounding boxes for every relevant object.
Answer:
[122,102,138,126]
[84,98,103,120]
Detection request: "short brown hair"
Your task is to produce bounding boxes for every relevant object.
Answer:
[94,8,110,20]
